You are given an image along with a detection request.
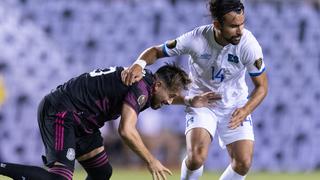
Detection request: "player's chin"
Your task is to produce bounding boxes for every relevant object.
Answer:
[151,103,161,110]
[230,37,241,45]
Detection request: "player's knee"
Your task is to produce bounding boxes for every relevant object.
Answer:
[187,145,208,167]
[80,150,112,180]
[49,174,70,180]
[48,165,74,180]
[186,151,206,170]
[85,162,113,180]
[233,157,252,175]
[99,162,113,179]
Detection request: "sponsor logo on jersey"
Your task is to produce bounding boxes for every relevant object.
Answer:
[66,148,75,161]
[254,58,263,70]
[227,54,239,63]
[165,39,177,49]
[186,117,194,127]
[200,53,212,60]
[137,95,147,108]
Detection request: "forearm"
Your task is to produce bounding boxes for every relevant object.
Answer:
[137,46,164,65]
[173,92,222,108]
[119,128,154,164]
[243,85,267,113]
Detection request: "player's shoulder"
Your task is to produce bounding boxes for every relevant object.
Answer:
[115,66,125,72]
[181,24,212,47]
[141,69,154,86]
[240,29,260,46]
[129,69,153,93]
[189,24,213,37]
[237,29,262,53]
[128,69,153,109]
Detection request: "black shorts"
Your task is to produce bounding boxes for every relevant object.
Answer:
[37,97,104,170]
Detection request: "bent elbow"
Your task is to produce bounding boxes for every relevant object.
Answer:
[118,126,130,139]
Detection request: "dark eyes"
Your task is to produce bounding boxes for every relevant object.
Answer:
[230,24,243,28]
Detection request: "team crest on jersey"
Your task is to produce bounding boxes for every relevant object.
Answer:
[254,58,263,70]
[227,54,239,63]
[66,148,75,161]
[165,39,177,49]
[137,95,147,108]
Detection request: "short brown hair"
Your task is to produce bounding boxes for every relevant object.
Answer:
[155,63,191,92]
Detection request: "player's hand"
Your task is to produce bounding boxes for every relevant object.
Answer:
[190,92,221,108]
[121,64,143,86]
[147,159,172,180]
[229,107,249,129]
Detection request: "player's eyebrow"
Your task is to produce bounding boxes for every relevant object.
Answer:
[228,13,246,27]
[229,18,245,27]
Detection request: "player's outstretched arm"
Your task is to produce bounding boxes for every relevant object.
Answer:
[173,92,222,108]
[229,72,268,129]
[121,45,165,86]
[119,103,172,180]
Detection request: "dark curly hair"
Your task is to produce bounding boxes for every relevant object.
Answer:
[209,0,244,24]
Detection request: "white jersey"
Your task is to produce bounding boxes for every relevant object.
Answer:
[163,24,265,108]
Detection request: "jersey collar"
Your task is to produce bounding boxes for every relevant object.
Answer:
[210,25,224,50]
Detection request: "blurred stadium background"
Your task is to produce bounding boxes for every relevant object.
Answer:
[0,0,319,179]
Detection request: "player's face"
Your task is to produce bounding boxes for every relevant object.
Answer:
[220,11,245,45]
[150,82,179,110]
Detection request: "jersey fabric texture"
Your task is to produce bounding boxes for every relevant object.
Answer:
[46,66,153,131]
[38,67,154,169]
[163,24,265,108]
[162,24,264,147]
[185,106,254,148]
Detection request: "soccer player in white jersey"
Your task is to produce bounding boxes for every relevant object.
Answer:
[122,0,268,179]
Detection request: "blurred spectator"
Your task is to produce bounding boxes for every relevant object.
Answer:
[0,75,5,108]
[138,108,184,169]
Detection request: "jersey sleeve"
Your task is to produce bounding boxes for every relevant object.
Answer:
[123,80,150,116]
[162,29,198,57]
[241,34,266,77]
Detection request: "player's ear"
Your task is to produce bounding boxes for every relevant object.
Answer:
[153,81,162,91]
[213,20,221,31]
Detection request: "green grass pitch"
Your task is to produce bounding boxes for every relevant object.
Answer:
[1,168,320,179]
[84,169,320,180]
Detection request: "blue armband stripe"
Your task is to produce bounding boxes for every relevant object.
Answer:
[162,44,170,57]
[249,67,266,77]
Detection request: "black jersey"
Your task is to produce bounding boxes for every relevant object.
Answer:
[45,67,154,130]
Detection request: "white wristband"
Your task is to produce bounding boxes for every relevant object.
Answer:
[133,59,147,69]
[184,96,193,106]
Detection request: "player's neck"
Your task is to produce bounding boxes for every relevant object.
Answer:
[213,29,229,47]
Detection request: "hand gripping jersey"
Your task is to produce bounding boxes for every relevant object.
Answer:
[163,25,265,108]
[45,67,154,130]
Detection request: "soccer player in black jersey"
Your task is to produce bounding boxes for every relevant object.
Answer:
[0,64,219,180]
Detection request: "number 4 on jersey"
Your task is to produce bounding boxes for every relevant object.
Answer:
[211,67,224,82]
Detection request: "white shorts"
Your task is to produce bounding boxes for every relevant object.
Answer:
[185,106,254,148]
